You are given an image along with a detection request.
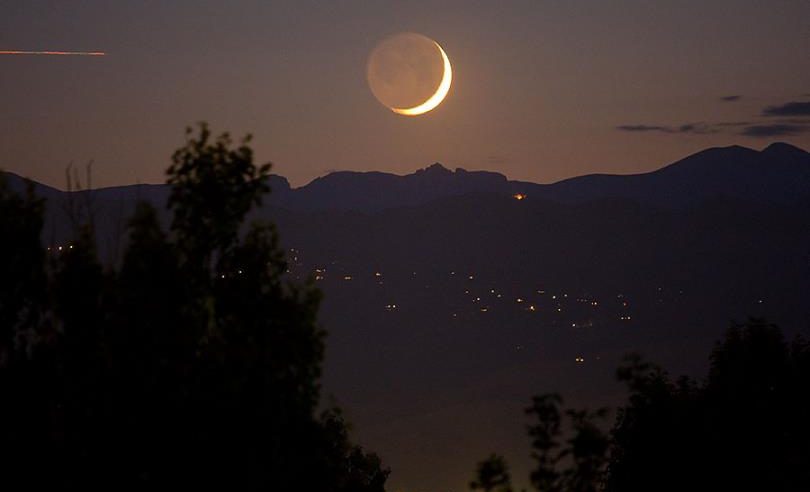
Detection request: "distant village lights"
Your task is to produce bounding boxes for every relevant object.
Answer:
[261,246,670,334]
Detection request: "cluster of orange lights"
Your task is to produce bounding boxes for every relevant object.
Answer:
[513,193,526,200]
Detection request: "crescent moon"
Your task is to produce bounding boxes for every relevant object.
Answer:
[390,42,452,116]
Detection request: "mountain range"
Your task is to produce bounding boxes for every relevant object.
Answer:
[6,142,810,215]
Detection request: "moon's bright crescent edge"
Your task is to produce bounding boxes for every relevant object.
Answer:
[390,42,452,116]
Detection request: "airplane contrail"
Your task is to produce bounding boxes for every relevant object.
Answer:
[0,50,106,56]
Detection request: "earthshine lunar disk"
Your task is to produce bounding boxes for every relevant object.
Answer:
[367,33,452,116]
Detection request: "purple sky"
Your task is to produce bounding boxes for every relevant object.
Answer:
[2,0,809,189]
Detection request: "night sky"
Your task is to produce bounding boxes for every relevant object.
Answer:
[2,1,809,188]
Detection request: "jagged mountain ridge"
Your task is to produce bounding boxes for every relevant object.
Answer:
[4,142,808,214]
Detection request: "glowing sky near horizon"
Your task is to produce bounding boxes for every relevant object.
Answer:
[1,1,809,192]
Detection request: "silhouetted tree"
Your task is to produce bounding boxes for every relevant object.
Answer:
[474,319,809,492]
[320,409,391,492]
[470,454,514,492]
[525,394,609,492]
[471,394,608,492]
[564,407,610,492]
[526,393,563,492]
[606,319,810,492]
[0,175,52,485]
[0,176,46,360]
[167,123,270,268]
[0,124,389,491]
[603,354,701,492]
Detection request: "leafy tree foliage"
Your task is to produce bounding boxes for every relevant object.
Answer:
[525,394,609,492]
[0,177,46,360]
[606,319,810,492]
[0,124,388,490]
[473,319,810,492]
[470,454,515,492]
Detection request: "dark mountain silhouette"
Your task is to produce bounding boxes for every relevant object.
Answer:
[282,143,810,211]
[4,170,62,198]
[5,143,808,216]
[525,143,810,208]
[273,143,810,211]
[285,163,509,211]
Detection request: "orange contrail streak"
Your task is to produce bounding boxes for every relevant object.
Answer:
[0,50,106,56]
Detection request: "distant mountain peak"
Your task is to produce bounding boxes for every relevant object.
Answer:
[417,162,453,176]
[762,142,808,157]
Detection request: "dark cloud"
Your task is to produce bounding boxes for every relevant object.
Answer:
[762,101,810,116]
[616,123,717,135]
[740,124,809,137]
[777,118,810,125]
[616,125,670,132]
[618,100,810,137]
[676,123,717,134]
